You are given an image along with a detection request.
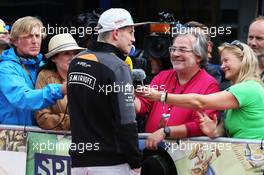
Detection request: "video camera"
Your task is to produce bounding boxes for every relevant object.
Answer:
[143,12,175,60]
[77,11,100,29]
[73,11,100,47]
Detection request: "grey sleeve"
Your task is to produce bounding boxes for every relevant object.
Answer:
[114,64,136,124]
[113,64,142,168]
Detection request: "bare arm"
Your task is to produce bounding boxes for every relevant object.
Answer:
[166,91,239,110]
[170,125,188,138]
[145,125,187,150]
[136,86,239,111]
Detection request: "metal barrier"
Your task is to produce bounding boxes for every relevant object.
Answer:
[0,124,263,175]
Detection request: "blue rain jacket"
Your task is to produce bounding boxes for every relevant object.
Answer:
[0,48,64,126]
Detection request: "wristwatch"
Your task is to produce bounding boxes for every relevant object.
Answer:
[163,126,171,137]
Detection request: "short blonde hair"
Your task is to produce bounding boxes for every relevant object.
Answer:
[218,41,262,85]
[10,16,46,40]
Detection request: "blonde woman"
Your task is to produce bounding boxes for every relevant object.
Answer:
[35,33,85,130]
[137,41,264,149]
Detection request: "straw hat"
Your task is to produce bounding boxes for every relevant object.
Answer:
[45,33,85,58]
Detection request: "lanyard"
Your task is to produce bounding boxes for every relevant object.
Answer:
[160,69,202,125]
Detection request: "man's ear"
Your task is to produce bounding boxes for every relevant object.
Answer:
[208,41,213,54]
[196,57,201,65]
[11,38,18,47]
[112,29,119,40]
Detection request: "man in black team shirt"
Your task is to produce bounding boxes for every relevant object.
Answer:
[68,8,142,175]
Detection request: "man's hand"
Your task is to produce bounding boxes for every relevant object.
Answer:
[145,128,166,150]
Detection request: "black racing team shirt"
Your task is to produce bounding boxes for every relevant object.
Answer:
[67,41,142,168]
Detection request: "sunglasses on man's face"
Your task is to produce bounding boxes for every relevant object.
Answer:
[224,40,244,51]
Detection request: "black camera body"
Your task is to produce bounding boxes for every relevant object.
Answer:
[143,12,175,60]
[143,34,171,59]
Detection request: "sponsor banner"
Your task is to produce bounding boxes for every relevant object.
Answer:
[164,140,264,175]
[1,126,264,175]
[34,153,71,175]
[0,129,27,175]
[26,132,71,175]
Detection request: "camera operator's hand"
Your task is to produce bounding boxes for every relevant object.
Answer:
[61,81,67,95]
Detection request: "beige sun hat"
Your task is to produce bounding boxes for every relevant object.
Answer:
[45,33,85,58]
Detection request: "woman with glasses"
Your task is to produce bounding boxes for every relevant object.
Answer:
[137,40,264,150]
[134,30,219,138]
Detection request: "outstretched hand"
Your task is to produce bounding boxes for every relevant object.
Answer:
[135,86,161,102]
[197,111,218,138]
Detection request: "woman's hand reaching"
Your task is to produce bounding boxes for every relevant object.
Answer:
[197,111,218,138]
[135,85,161,102]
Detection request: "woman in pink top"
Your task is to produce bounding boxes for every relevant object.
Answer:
[135,29,219,137]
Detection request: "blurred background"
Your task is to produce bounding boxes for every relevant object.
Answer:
[0,0,263,64]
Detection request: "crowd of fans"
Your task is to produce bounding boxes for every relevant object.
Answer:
[1,8,264,174]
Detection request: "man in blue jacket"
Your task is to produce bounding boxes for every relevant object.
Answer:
[0,16,66,126]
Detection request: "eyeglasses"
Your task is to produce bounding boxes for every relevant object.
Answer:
[169,46,193,54]
[224,40,244,51]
